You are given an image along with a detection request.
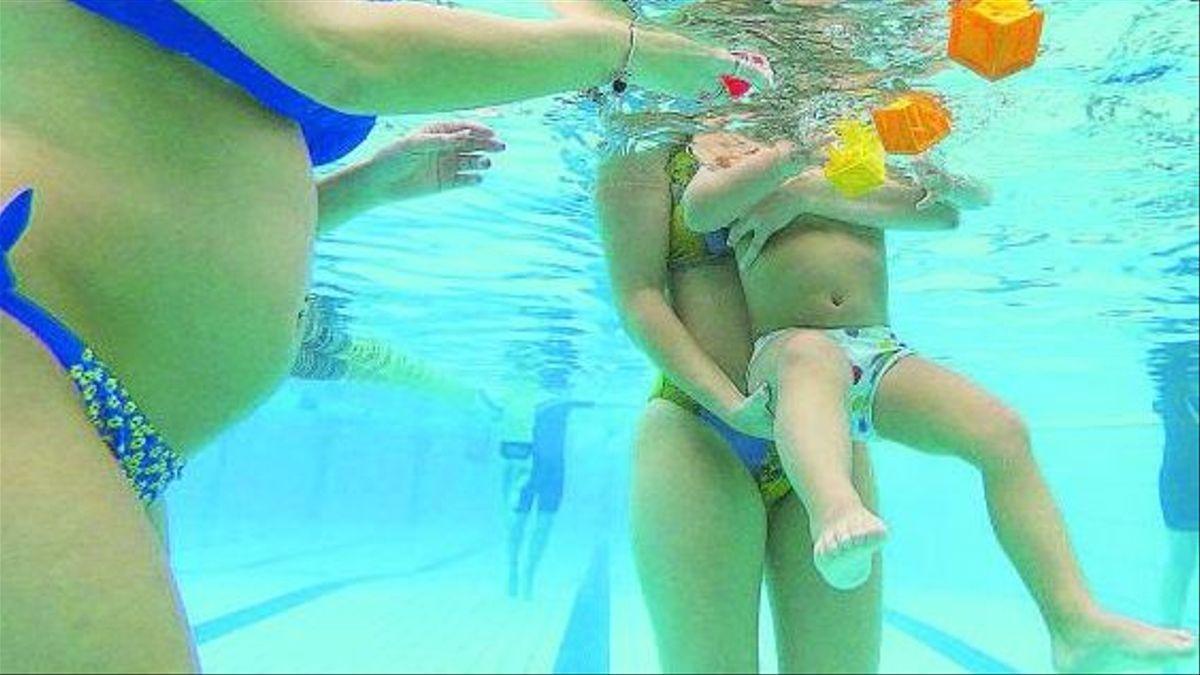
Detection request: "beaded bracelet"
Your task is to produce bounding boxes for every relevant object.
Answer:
[611,20,638,95]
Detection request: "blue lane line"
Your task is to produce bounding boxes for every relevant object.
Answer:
[192,540,1016,675]
[552,542,610,675]
[195,579,353,644]
[176,538,378,576]
[192,543,489,645]
[884,608,1020,674]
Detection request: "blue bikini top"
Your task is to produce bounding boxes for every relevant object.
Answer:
[68,0,376,166]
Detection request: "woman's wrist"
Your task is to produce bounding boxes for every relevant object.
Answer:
[565,17,632,90]
[336,162,384,206]
[709,384,747,420]
[609,19,638,93]
[316,164,381,231]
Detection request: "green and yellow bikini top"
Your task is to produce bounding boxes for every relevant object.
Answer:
[666,144,733,269]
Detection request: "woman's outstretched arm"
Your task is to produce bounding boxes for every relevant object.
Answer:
[177,1,761,114]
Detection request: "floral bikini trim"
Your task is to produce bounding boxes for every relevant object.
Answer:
[67,348,184,503]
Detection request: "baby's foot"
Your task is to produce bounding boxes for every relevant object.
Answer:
[1051,610,1197,673]
[812,507,887,590]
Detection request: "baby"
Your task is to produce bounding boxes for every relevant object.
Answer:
[674,129,1197,672]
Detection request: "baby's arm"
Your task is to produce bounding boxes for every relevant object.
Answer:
[680,134,806,233]
[598,146,768,436]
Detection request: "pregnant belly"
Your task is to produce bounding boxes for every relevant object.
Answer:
[2,118,316,456]
[2,0,321,454]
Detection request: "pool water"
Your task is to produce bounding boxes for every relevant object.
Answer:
[164,1,1198,672]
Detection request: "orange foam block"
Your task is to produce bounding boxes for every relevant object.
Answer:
[948,0,1044,81]
[823,120,886,199]
[871,93,953,155]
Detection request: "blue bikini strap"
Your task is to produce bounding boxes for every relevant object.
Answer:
[0,189,87,368]
[66,0,375,166]
[0,189,33,294]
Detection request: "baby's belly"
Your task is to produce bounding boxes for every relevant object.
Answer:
[741,221,890,334]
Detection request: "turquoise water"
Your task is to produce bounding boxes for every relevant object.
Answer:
[165,1,1198,672]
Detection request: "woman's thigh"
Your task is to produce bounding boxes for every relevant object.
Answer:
[0,317,196,673]
[631,398,768,674]
[765,442,882,674]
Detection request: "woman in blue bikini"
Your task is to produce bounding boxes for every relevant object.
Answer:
[0,1,761,670]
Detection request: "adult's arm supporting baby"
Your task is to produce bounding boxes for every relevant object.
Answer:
[598,148,747,420]
[783,168,963,231]
[727,168,964,269]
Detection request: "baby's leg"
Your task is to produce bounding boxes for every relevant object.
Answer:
[750,329,886,590]
[874,356,1197,673]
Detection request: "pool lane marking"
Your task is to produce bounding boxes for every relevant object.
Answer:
[552,541,610,674]
[884,608,1020,674]
[192,542,491,644]
[543,548,1017,675]
[192,539,1019,675]
[535,534,1020,675]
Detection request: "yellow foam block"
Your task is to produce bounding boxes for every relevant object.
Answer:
[823,120,886,198]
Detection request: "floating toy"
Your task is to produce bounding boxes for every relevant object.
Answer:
[721,50,775,99]
[871,92,953,155]
[823,120,886,198]
[948,0,1044,81]
[721,75,752,99]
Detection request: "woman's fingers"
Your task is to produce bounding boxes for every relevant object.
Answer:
[421,120,496,138]
[447,129,506,153]
[446,173,485,189]
[456,153,492,171]
[436,152,493,192]
[729,215,768,270]
[631,31,774,100]
[729,50,775,92]
[426,129,506,154]
[739,228,768,272]
[460,136,507,153]
[726,218,752,248]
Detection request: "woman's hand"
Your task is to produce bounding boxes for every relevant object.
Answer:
[630,29,774,100]
[726,176,808,271]
[354,121,506,204]
[317,121,505,232]
[720,386,775,440]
